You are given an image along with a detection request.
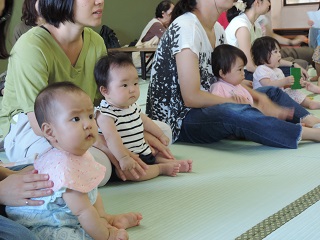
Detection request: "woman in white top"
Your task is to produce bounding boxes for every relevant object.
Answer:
[225,0,307,80]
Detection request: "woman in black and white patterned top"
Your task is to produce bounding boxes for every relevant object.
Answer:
[146,0,320,149]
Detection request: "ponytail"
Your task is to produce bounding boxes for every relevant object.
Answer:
[226,6,241,23]
[227,0,256,23]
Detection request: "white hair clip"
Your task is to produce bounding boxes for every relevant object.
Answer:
[233,0,247,13]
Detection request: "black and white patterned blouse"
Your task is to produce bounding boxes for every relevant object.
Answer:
[146,12,226,142]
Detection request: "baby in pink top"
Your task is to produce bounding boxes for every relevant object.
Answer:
[210,44,253,106]
[30,82,142,240]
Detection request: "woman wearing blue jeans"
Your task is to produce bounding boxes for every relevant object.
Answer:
[146,0,320,149]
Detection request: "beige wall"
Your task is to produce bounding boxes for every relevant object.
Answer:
[0,0,177,72]
[271,0,318,28]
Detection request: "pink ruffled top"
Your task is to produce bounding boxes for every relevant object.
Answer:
[34,148,106,193]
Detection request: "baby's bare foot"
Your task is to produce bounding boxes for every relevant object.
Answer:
[108,227,128,240]
[108,212,143,229]
[176,160,193,172]
[159,162,180,176]
[306,82,320,94]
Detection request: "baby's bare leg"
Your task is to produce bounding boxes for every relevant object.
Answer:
[301,97,320,110]
[155,156,193,173]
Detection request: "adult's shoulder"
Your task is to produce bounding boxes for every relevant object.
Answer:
[11,27,54,56]
[84,27,105,45]
[12,22,33,44]
[171,12,198,28]
[226,13,250,30]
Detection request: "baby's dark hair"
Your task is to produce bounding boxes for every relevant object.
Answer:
[34,81,85,128]
[251,36,281,66]
[211,44,247,77]
[94,52,135,89]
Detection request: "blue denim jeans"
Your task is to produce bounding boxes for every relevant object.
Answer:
[0,215,39,240]
[178,86,307,149]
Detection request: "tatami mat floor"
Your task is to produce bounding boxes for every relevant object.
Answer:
[2,69,320,239]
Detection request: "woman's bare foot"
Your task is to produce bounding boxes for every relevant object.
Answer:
[301,114,320,128]
[305,82,320,94]
[158,162,180,176]
[176,160,193,172]
[108,212,143,229]
[108,227,128,240]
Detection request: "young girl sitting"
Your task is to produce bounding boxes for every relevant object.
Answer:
[6,82,142,240]
[252,36,320,110]
[210,44,254,106]
[94,52,192,182]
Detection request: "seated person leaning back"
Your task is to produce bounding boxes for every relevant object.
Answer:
[133,0,174,67]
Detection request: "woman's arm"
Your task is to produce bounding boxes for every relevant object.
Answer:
[236,27,257,72]
[27,112,43,136]
[279,60,308,79]
[243,85,294,120]
[272,33,307,46]
[176,49,235,108]
[259,76,294,88]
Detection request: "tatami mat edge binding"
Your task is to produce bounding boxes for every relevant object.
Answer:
[236,185,320,240]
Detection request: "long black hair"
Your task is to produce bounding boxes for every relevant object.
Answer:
[0,0,14,59]
[170,0,197,24]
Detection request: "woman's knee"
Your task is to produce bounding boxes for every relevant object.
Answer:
[153,120,172,145]
[89,147,112,186]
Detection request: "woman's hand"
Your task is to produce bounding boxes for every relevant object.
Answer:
[110,152,148,181]
[291,35,308,45]
[158,134,170,146]
[144,131,174,159]
[0,168,53,206]
[94,136,148,181]
[230,93,251,105]
[254,94,294,120]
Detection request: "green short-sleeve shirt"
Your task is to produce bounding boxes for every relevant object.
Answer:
[0,27,107,138]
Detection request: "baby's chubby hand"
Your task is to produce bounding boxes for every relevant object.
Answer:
[285,76,294,85]
[158,134,170,146]
[119,156,137,171]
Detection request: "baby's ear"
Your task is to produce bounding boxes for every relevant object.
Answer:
[219,69,224,78]
[99,86,108,95]
[42,123,56,142]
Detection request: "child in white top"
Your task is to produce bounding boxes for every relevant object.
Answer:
[210,44,253,106]
[94,52,192,181]
[6,82,142,240]
[252,36,320,110]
